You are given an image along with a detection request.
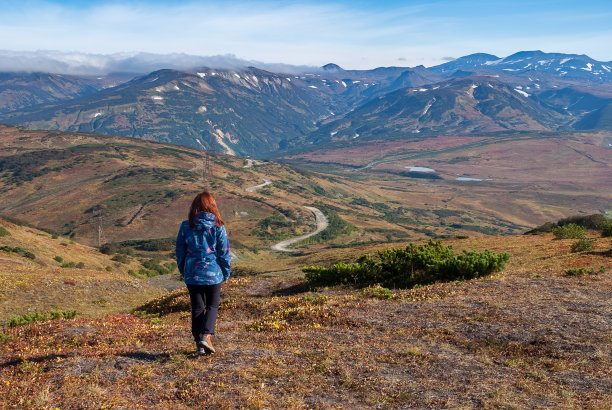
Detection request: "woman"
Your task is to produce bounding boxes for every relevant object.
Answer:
[176,191,231,355]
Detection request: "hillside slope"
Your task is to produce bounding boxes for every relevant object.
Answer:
[307,77,567,144]
[3,125,610,253]
[0,217,165,322]
[0,233,610,407]
[0,68,345,156]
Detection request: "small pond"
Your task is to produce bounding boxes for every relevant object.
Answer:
[405,166,436,173]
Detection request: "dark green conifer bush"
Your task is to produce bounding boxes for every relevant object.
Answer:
[8,310,76,327]
[570,238,593,253]
[304,240,509,288]
[552,223,587,239]
[602,222,612,238]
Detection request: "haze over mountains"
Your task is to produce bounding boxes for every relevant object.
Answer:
[1,50,611,157]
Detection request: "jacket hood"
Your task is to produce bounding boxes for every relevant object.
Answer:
[193,212,216,228]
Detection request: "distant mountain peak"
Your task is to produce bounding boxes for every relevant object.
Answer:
[322,63,343,71]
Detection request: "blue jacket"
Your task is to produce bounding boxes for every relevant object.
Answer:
[176,212,231,285]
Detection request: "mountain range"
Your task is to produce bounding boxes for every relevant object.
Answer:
[1,50,611,157]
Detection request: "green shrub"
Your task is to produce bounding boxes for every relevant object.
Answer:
[141,259,176,276]
[99,242,120,255]
[119,238,174,252]
[570,238,593,253]
[304,240,509,289]
[53,256,63,263]
[75,262,85,269]
[0,246,36,260]
[360,284,395,299]
[565,266,606,276]
[111,254,129,264]
[602,222,612,238]
[552,224,587,239]
[133,310,161,319]
[0,227,10,237]
[8,310,76,327]
[61,261,76,268]
[105,266,113,272]
[526,214,610,234]
[100,238,174,255]
[8,311,44,327]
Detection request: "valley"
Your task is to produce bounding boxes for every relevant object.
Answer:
[1,124,610,255]
[1,49,611,408]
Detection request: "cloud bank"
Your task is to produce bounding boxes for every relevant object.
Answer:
[0,50,319,75]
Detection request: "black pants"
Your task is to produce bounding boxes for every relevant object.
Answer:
[187,283,222,342]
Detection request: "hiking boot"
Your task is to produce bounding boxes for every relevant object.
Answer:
[198,334,216,354]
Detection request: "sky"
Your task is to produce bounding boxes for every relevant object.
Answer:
[0,0,611,71]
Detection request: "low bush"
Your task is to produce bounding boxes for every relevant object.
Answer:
[602,222,612,238]
[0,246,35,260]
[100,238,174,255]
[304,240,509,289]
[120,238,174,252]
[136,289,190,316]
[141,259,176,276]
[552,223,587,239]
[565,266,606,276]
[360,284,396,299]
[8,310,77,327]
[54,256,63,263]
[526,214,610,234]
[111,254,129,264]
[0,227,10,237]
[570,238,593,253]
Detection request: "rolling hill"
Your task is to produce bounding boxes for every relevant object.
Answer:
[2,125,610,257]
[0,72,102,113]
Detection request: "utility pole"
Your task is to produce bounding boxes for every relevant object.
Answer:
[196,137,214,190]
[97,213,107,247]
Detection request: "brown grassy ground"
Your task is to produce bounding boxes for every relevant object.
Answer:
[0,218,165,322]
[1,234,610,408]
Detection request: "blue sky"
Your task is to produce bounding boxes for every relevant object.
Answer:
[1,0,611,69]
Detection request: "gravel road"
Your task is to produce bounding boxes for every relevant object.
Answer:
[271,206,328,252]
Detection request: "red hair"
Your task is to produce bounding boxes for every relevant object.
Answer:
[188,191,224,228]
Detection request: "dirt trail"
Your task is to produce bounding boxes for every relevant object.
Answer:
[245,178,272,192]
[271,206,328,252]
[243,159,264,168]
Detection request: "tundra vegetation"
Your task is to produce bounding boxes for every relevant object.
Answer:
[1,215,611,408]
[0,126,611,407]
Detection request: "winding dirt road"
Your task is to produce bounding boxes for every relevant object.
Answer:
[245,178,272,192]
[271,206,329,252]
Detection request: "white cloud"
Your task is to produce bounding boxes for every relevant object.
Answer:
[0,50,322,75]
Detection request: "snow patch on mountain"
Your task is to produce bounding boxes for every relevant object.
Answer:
[514,88,529,97]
